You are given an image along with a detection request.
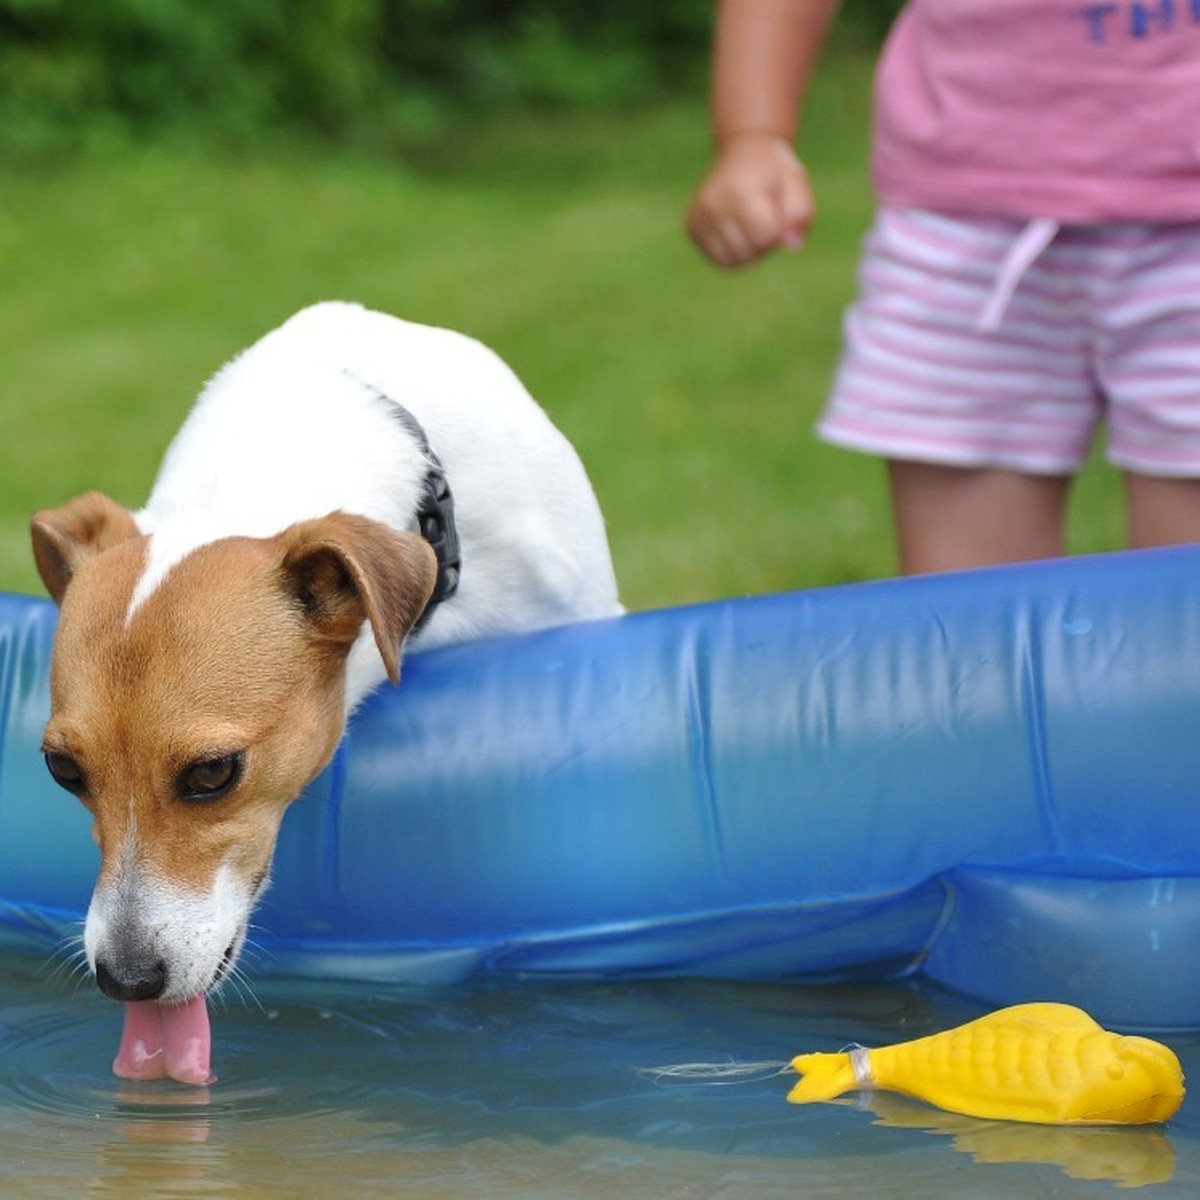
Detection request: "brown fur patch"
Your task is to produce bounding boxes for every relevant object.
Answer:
[31,492,141,604]
[41,514,434,895]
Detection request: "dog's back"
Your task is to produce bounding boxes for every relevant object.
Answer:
[138,302,623,661]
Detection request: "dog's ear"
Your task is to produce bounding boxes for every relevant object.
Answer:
[278,512,438,684]
[30,492,141,605]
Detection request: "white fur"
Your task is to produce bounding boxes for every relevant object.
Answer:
[131,302,623,709]
[86,859,254,1003]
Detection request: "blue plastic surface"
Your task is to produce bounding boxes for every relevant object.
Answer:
[2,547,1199,1027]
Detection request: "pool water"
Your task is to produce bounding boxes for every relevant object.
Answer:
[0,954,1197,1197]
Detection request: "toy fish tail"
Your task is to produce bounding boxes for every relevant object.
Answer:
[787,1048,867,1104]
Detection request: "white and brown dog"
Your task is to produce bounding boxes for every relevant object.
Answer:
[30,302,622,1084]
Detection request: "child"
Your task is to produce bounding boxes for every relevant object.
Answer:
[687,0,1200,573]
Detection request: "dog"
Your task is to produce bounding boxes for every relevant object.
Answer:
[30,302,622,1083]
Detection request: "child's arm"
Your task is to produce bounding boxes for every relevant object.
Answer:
[687,0,841,267]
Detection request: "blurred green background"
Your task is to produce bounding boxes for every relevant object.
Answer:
[0,0,1122,610]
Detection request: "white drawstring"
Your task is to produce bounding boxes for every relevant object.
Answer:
[977,217,1059,332]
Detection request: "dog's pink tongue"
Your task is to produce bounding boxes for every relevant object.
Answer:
[112,997,215,1086]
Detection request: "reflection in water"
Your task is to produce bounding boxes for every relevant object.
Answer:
[863,1093,1178,1189]
[0,955,1195,1197]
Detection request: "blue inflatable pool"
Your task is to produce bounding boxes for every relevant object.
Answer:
[1,547,1198,1028]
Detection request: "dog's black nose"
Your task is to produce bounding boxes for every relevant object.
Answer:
[95,957,168,1002]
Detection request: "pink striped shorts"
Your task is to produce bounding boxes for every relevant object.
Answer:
[818,208,1200,476]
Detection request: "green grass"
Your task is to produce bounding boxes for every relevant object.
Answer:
[0,52,1125,610]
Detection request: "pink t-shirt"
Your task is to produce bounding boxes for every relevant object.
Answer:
[872,1,1200,222]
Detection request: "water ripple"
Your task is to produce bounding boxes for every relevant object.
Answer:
[0,960,1197,1197]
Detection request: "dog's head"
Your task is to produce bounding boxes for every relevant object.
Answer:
[31,492,436,1003]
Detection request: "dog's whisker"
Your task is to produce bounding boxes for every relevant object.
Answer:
[214,960,265,1016]
[45,955,89,990]
[40,931,93,994]
[238,930,271,967]
[233,931,275,982]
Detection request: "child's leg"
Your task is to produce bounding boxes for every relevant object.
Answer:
[888,460,1071,574]
[1124,473,1200,548]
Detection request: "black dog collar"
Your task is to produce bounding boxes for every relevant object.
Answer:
[407,420,461,635]
[345,372,462,635]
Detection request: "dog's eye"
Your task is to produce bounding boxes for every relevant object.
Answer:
[179,753,244,802]
[44,751,87,795]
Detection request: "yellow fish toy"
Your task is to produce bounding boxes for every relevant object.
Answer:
[787,1003,1185,1125]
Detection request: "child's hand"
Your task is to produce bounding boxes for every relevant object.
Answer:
[686,132,814,268]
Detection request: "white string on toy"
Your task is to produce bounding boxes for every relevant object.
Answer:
[639,1059,792,1087]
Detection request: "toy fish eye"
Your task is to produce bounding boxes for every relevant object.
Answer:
[178,753,244,802]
